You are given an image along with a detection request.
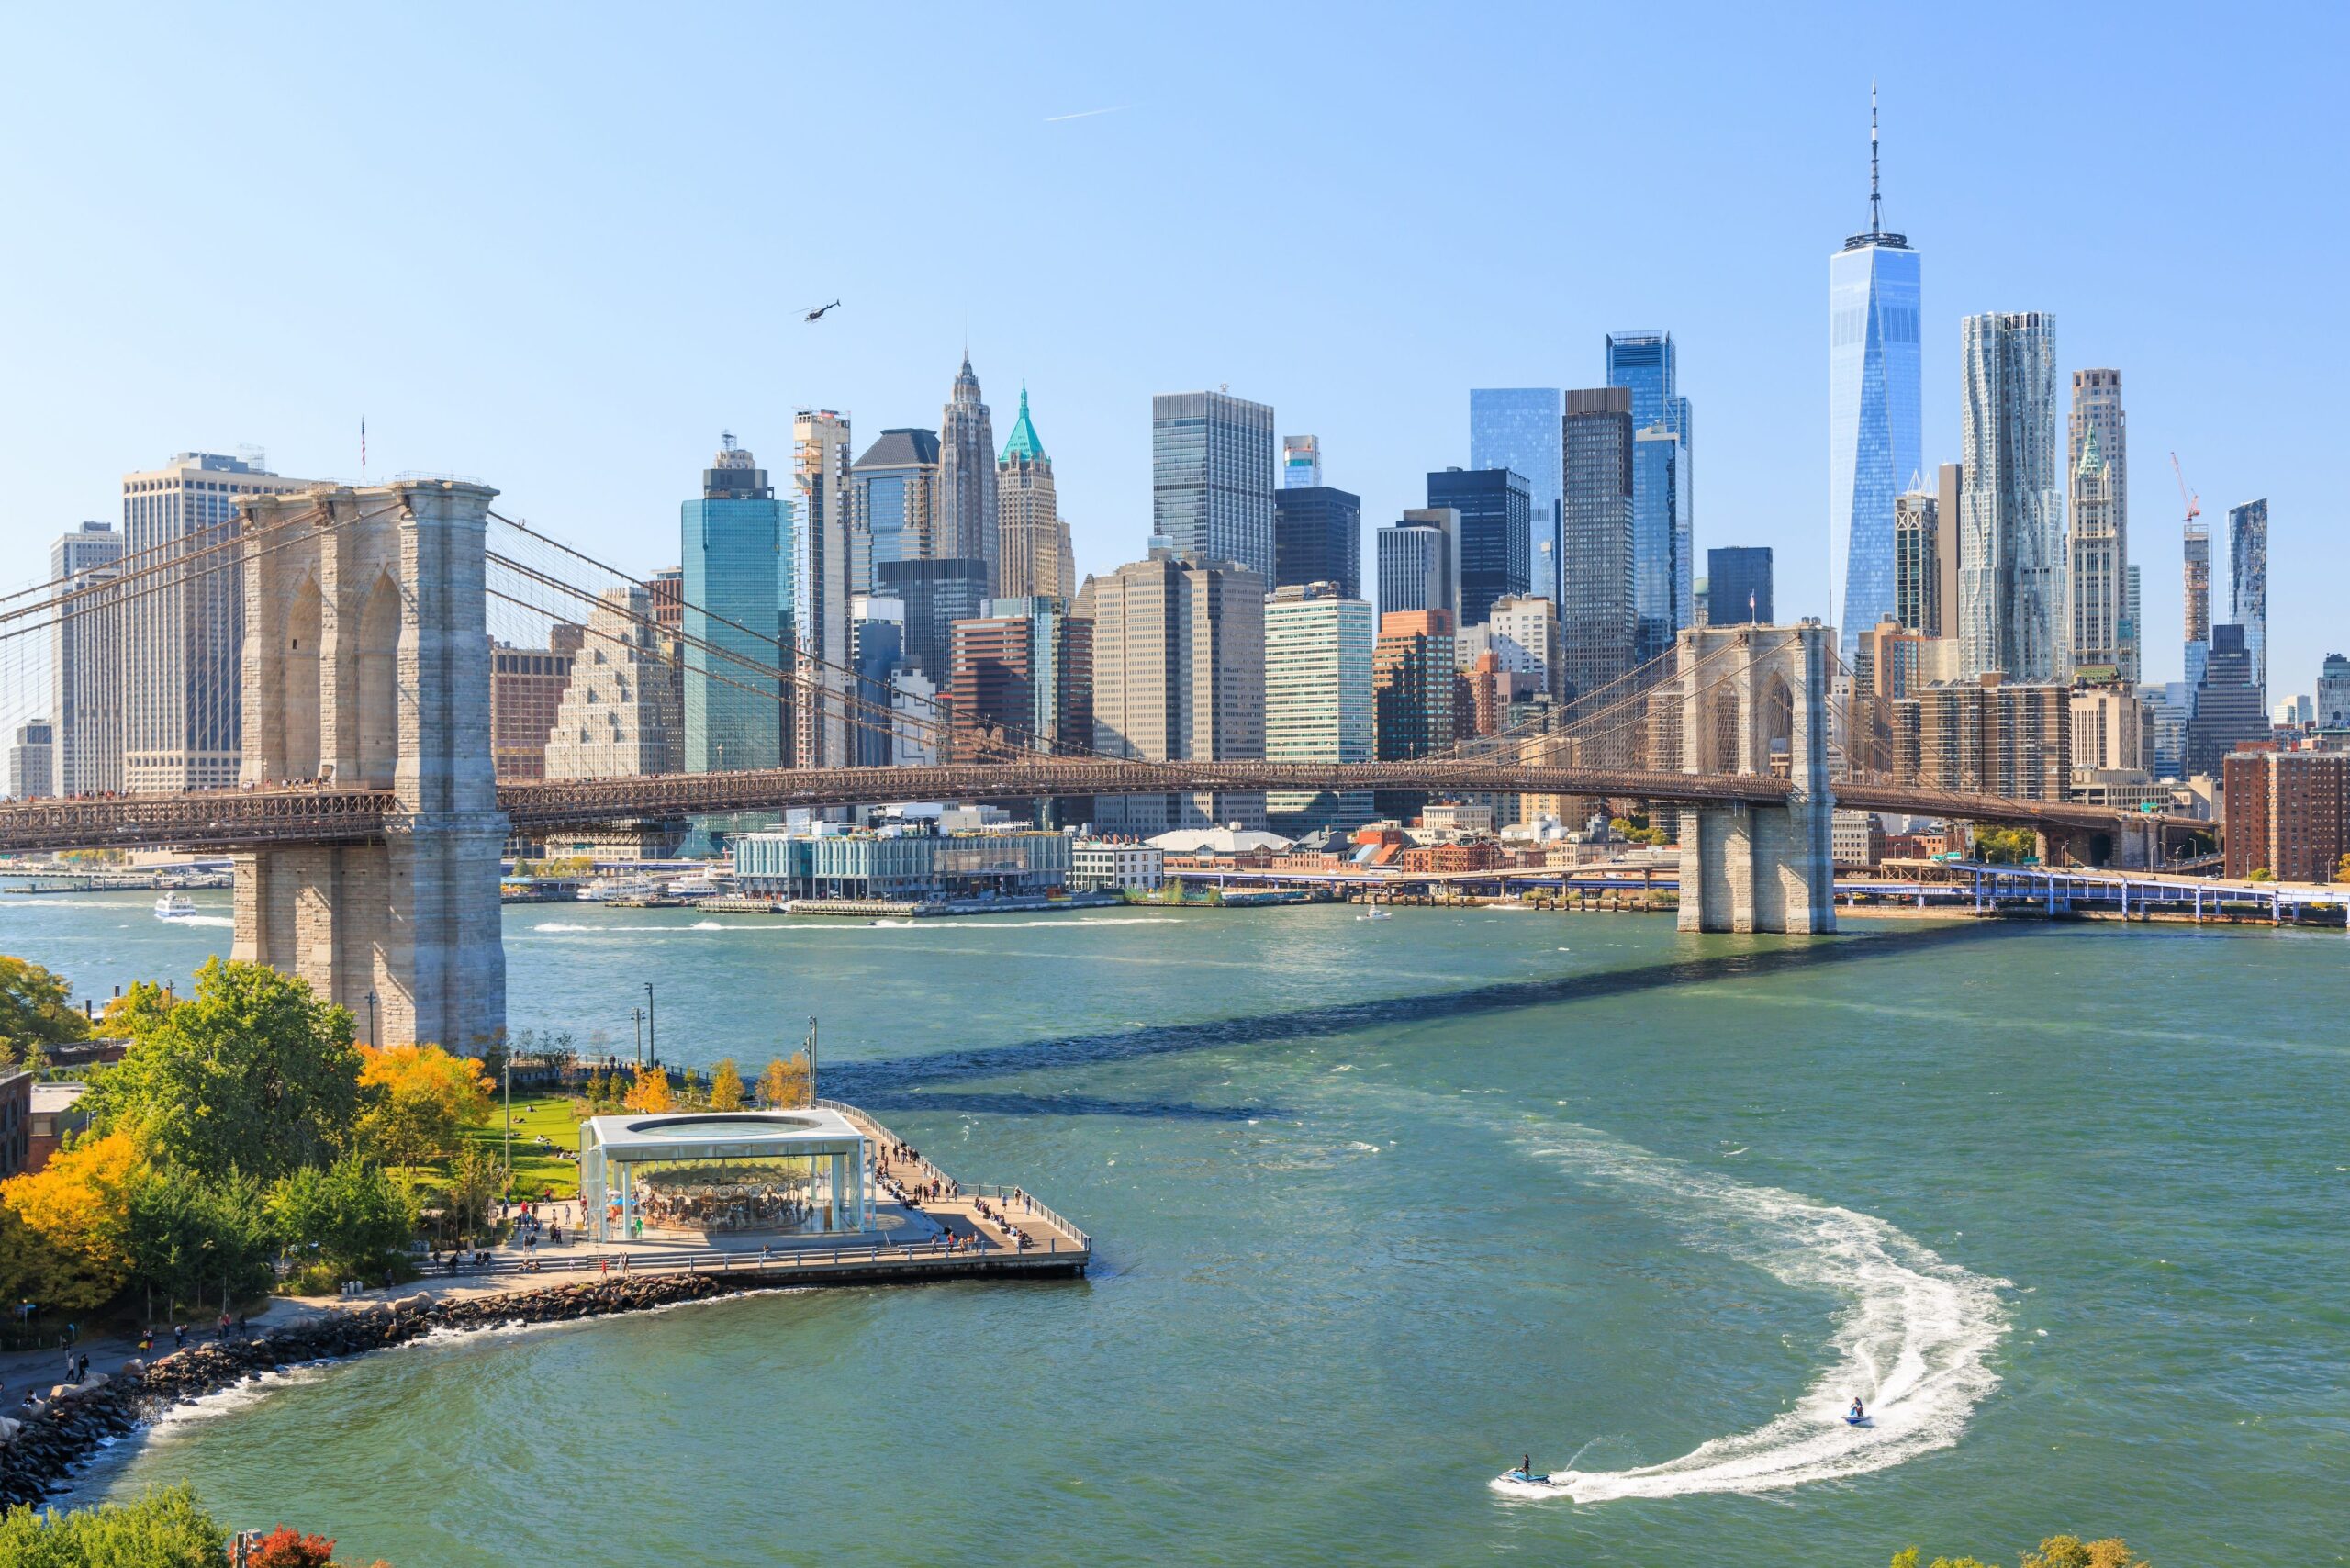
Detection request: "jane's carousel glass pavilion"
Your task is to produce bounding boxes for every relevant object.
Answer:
[578,1110,872,1242]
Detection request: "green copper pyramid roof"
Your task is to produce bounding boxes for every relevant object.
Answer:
[1000,382,1046,463]
[2076,421,2105,479]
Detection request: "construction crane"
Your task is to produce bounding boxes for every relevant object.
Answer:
[2169,450,2201,526]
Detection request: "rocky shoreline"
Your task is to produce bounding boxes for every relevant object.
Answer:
[0,1271,772,1508]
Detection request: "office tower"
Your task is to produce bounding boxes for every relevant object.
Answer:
[120,451,318,791]
[794,410,855,767]
[996,385,1075,601]
[1459,652,1509,737]
[1281,434,1322,489]
[875,557,990,684]
[1608,330,1695,646]
[489,622,584,780]
[2184,516,2211,693]
[1629,429,1683,662]
[2143,681,2191,779]
[1470,388,1564,601]
[2124,565,2143,684]
[1561,388,1636,700]
[544,586,684,778]
[2187,625,2269,777]
[1264,583,1375,835]
[679,434,789,774]
[946,597,1093,761]
[2067,422,2124,678]
[1703,546,1772,631]
[1893,488,1942,634]
[1078,551,1266,834]
[7,720,53,800]
[2276,694,2314,729]
[2228,499,2268,709]
[1273,484,1362,600]
[1958,311,2065,681]
[935,356,999,583]
[50,521,124,796]
[849,428,940,592]
[1829,90,1922,656]
[2224,749,2349,883]
[892,666,942,768]
[2070,684,2147,772]
[1892,675,2069,801]
[1694,578,1709,626]
[2070,370,2132,679]
[1473,593,1564,701]
[849,597,905,768]
[1151,390,1276,580]
[1372,609,1456,820]
[1377,510,1460,621]
[1427,467,1531,628]
[2318,654,2350,728]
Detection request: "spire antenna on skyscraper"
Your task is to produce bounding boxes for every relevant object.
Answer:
[1870,79,1883,236]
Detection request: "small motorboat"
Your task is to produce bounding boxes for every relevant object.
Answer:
[153,892,196,921]
[1356,906,1393,922]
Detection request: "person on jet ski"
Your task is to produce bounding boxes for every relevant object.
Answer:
[1521,1453,1534,1476]
[1849,1397,1865,1420]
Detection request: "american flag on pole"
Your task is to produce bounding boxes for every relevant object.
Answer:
[360,419,367,476]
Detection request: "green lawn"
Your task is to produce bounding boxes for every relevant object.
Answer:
[425,1092,585,1200]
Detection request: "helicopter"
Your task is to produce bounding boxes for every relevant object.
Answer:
[802,299,842,323]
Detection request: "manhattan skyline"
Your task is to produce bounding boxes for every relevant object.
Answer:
[0,4,2337,695]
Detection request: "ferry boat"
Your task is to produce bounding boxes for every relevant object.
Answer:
[153,892,197,921]
[667,867,733,900]
[578,874,660,902]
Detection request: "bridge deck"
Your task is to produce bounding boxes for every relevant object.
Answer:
[0,764,2203,855]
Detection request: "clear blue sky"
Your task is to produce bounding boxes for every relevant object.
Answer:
[1,2,2341,697]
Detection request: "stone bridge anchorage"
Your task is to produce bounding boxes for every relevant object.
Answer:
[0,477,2198,1051]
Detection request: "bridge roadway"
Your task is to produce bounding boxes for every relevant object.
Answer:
[0,760,2200,856]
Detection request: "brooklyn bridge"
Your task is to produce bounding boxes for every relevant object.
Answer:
[0,477,2203,1050]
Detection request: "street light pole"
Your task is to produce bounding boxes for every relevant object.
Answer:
[644,981,655,1065]
[632,1006,643,1069]
[364,990,377,1050]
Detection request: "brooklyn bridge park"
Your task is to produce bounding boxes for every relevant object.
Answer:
[0,890,2336,1564]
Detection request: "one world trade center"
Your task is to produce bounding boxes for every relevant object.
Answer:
[1828,85,1919,655]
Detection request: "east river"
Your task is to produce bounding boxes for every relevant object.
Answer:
[13,890,2344,1564]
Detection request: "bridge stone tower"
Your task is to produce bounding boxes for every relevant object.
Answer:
[1674,622,1837,935]
[232,480,508,1051]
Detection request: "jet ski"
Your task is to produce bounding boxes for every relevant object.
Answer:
[1844,1415,1874,1428]
[1502,1466,1551,1484]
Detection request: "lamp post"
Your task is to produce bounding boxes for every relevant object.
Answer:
[364,990,378,1050]
[632,1006,644,1069]
[643,981,655,1065]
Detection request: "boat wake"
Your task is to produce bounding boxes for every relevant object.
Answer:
[1495,1117,2009,1504]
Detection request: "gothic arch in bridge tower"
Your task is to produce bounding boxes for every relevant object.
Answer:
[234,481,508,1052]
[1673,622,1837,935]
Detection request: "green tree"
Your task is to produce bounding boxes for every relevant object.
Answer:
[84,959,362,1183]
[1972,825,2039,865]
[2020,1538,2149,1568]
[2246,867,2276,883]
[267,1157,418,1276]
[441,1143,500,1243]
[0,954,91,1066]
[0,1484,228,1567]
[125,1168,276,1316]
[709,1058,745,1111]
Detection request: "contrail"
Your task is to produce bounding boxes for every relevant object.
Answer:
[1044,105,1128,123]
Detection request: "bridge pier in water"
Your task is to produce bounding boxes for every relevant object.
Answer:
[232,480,509,1051]
[1673,623,1836,935]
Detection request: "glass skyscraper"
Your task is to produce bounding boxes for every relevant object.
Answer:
[1561,388,1635,700]
[2228,498,2268,709]
[1151,390,1276,580]
[1958,311,2064,682]
[1469,388,1562,603]
[1272,485,1362,600]
[1607,331,1694,647]
[1427,467,1530,629]
[680,434,790,774]
[1828,93,1921,655]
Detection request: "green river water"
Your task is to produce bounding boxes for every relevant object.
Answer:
[9,891,2344,1565]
